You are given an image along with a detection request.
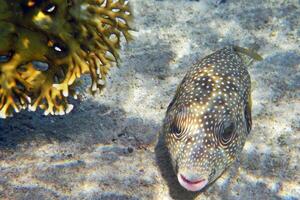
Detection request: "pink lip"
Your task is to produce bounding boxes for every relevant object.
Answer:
[177,174,208,192]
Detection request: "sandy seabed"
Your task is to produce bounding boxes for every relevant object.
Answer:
[0,0,299,200]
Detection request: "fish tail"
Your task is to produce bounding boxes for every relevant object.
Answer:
[233,45,263,66]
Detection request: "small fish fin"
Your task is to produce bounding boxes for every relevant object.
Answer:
[233,46,263,61]
[233,46,263,66]
[244,93,252,135]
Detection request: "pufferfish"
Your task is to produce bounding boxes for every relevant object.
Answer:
[162,46,262,192]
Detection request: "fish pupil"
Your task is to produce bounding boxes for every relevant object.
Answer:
[170,122,182,138]
[221,121,235,142]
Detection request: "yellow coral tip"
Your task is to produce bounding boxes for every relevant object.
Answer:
[26,96,32,103]
[27,0,35,7]
[63,89,69,97]
[28,105,37,111]
[0,112,7,119]
[59,110,65,115]
[98,79,105,85]
[66,104,74,114]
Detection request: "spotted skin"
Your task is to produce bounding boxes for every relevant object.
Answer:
[163,46,256,192]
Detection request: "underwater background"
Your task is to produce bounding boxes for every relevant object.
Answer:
[0,0,299,199]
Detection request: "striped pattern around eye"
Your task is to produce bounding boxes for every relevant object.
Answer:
[169,108,191,140]
[214,120,236,148]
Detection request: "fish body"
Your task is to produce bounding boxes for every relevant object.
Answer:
[163,46,261,192]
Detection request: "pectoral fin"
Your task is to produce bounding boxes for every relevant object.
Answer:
[244,93,252,135]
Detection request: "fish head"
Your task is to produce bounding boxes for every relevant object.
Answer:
[163,100,249,192]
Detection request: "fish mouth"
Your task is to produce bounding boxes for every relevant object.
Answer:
[177,174,208,192]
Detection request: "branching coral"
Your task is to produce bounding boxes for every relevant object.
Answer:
[0,0,132,118]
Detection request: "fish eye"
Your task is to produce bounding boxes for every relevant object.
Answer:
[218,121,236,146]
[170,121,183,139]
[222,121,235,140]
[167,107,189,140]
[170,121,185,139]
